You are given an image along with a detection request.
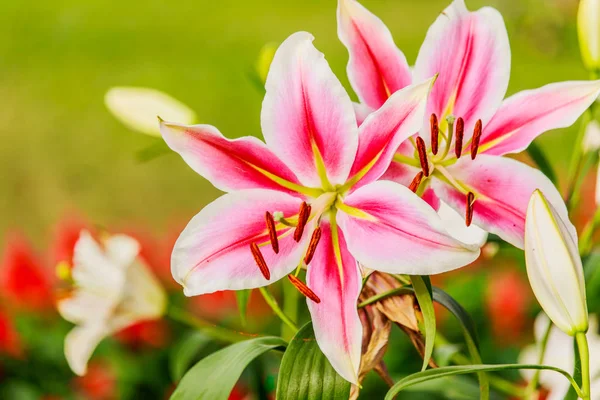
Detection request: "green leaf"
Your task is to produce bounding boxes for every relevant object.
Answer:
[527,142,557,184]
[411,275,436,371]
[135,140,171,162]
[235,290,251,326]
[170,336,286,400]
[276,322,351,400]
[169,331,212,381]
[385,364,581,400]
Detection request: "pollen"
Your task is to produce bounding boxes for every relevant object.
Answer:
[465,192,475,227]
[250,243,271,280]
[455,117,464,159]
[471,119,482,160]
[304,227,322,265]
[294,202,311,242]
[265,211,279,254]
[288,274,321,303]
[409,171,424,193]
[416,137,430,177]
[430,113,439,155]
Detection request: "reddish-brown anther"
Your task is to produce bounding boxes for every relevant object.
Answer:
[466,192,475,227]
[409,171,424,193]
[294,202,311,242]
[250,243,270,280]
[471,119,482,160]
[430,114,439,155]
[304,227,322,265]
[288,274,321,303]
[415,137,430,177]
[265,212,279,254]
[455,117,464,159]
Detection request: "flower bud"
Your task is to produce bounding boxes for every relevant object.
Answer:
[524,190,588,335]
[578,0,600,71]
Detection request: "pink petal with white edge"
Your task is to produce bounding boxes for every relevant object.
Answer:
[172,189,312,296]
[306,220,362,384]
[380,159,421,188]
[262,32,358,187]
[160,121,302,194]
[348,79,434,189]
[430,155,576,249]
[479,80,600,156]
[353,102,373,127]
[337,181,480,275]
[337,0,412,109]
[414,0,510,139]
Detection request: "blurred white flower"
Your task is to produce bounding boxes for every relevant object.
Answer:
[105,87,196,137]
[525,190,588,335]
[583,121,600,153]
[58,231,166,375]
[520,313,600,400]
[578,0,600,71]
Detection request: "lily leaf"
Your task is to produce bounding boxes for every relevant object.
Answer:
[527,141,557,184]
[170,336,286,400]
[384,364,580,400]
[411,275,436,371]
[169,331,212,381]
[276,322,351,400]
[235,290,251,327]
[135,140,172,163]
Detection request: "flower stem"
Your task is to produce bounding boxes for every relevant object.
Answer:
[258,287,298,334]
[576,332,592,400]
[281,280,299,341]
[524,319,552,398]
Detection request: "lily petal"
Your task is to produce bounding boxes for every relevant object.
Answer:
[337,0,412,109]
[438,201,488,247]
[414,0,510,137]
[262,32,358,187]
[479,80,600,156]
[64,325,108,376]
[306,220,362,384]
[171,189,311,296]
[347,79,433,189]
[337,180,480,275]
[430,155,576,249]
[160,121,305,194]
[353,102,373,127]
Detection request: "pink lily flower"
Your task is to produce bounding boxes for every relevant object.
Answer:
[160,32,480,383]
[338,0,600,248]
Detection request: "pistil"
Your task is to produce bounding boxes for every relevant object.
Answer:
[430,114,439,155]
[304,227,322,265]
[471,119,482,160]
[288,274,321,303]
[416,137,430,177]
[265,212,279,254]
[455,117,464,159]
[250,243,270,280]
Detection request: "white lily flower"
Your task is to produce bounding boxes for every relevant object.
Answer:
[520,313,600,400]
[578,0,600,71]
[524,190,588,335]
[57,231,167,375]
[105,87,196,137]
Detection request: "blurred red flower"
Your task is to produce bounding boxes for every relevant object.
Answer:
[115,319,170,349]
[0,309,24,358]
[73,361,117,400]
[49,213,91,267]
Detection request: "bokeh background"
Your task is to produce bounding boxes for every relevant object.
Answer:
[0,0,596,398]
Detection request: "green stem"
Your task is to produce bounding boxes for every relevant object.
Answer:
[524,319,552,398]
[576,332,592,400]
[281,281,299,341]
[258,287,298,334]
[358,287,411,308]
[167,306,251,343]
[580,206,600,256]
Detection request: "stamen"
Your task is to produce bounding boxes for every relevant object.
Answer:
[250,243,270,280]
[304,227,322,265]
[455,117,464,159]
[294,202,311,242]
[416,137,430,177]
[265,211,279,254]
[288,274,321,303]
[465,192,475,227]
[471,119,482,160]
[409,171,424,193]
[430,114,439,155]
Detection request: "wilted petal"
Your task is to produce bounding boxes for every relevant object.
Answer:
[337,181,480,275]
[262,32,358,187]
[105,87,195,137]
[172,189,311,296]
[431,155,575,249]
[306,220,362,384]
[64,325,108,376]
[160,121,304,194]
[479,80,600,156]
[525,190,588,335]
[337,0,412,109]
[414,0,510,137]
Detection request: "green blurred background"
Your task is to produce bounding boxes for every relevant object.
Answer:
[0,0,587,245]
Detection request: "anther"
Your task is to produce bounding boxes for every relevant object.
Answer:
[304,227,322,265]
[416,137,430,177]
[250,243,270,280]
[455,117,464,159]
[465,192,475,227]
[288,274,321,303]
[430,114,439,155]
[409,171,424,193]
[471,119,482,160]
[265,212,279,254]
[294,202,311,242]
